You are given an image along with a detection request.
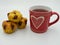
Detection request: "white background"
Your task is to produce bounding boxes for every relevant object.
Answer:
[0,0,60,45]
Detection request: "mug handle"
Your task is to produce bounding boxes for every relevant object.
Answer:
[49,12,59,26]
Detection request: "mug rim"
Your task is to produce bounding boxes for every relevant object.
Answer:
[30,5,52,13]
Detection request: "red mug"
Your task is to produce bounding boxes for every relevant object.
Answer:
[29,6,59,33]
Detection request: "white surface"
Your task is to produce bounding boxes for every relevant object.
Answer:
[0,0,60,45]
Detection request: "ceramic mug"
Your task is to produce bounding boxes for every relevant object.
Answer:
[29,6,59,33]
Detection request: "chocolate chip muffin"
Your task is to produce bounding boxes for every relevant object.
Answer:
[2,20,17,34]
[7,10,22,22]
[17,17,27,29]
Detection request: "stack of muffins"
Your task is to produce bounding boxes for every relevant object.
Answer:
[2,10,27,34]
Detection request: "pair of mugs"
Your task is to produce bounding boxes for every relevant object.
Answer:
[29,5,59,33]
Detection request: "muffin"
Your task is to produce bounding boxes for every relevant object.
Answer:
[17,17,27,29]
[7,10,22,22]
[2,20,17,34]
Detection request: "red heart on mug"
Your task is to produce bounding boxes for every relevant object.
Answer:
[31,15,44,29]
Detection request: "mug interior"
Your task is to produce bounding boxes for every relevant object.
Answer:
[30,6,52,12]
